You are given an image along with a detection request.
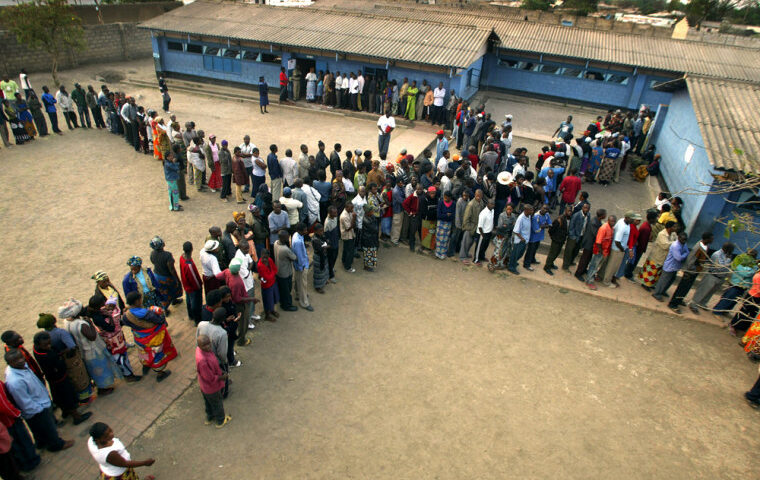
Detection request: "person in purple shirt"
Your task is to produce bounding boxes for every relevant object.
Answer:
[652,232,689,301]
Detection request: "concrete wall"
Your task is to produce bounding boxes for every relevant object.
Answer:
[479,52,673,109]
[0,2,181,26]
[649,90,716,239]
[0,23,151,76]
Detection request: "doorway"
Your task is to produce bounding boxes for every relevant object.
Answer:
[292,57,315,100]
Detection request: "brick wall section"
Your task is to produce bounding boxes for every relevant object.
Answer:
[0,22,152,76]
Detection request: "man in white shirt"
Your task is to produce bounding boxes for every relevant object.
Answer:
[301,179,322,225]
[57,85,78,129]
[280,149,298,187]
[348,73,359,111]
[279,187,303,225]
[473,199,495,264]
[200,240,222,279]
[334,72,344,110]
[239,135,256,193]
[19,69,32,99]
[432,82,446,126]
[356,70,365,111]
[341,74,350,109]
[377,110,395,160]
[512,157,526,178]
[603,213,633,287]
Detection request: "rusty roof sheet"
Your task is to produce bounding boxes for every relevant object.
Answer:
[686,77,760,173]
[139,0,493,69]
[352,4,760,83]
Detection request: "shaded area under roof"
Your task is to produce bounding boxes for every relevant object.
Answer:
[139,0,494,69]
[686,77,760,174]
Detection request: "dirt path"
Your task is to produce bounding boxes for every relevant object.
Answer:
[130,247,758,479]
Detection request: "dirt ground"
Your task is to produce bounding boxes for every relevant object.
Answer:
[2,60,758,479]
[131,248,759,479]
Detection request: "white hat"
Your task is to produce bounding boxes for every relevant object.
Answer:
[204,240,219,251]
[497,171,513,185]
[505,114,513,119]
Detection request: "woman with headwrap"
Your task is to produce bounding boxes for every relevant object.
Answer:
[36,313,93,404]
[148,237,183,313]
[122,256,160,309]
[122,291,176,381]
[92,271,126,311]
[32,332,93,425]
[58,299,122,396]
[86,295,140,382]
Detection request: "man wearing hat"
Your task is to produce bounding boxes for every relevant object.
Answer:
[70,83,91,129]
[435,130,448,163]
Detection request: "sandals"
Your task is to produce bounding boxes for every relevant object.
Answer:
[216,415,232,428]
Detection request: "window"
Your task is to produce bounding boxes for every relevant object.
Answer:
[167,41,183,52]
[223,49,240,59]
[260,53,281,64]
[561,67,583,78]
[203,46,220,56]
[605,73,629,85]
[540,64,561,74]
[242,50,259,61]
[186,44,203,54]
[585,70,604,81]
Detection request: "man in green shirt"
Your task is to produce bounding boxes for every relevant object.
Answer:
[70,83,91,128]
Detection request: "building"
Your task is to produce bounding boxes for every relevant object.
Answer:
[140,1,760,245]
[650,77,760,249]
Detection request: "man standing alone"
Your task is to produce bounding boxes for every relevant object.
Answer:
[377,109,395,159]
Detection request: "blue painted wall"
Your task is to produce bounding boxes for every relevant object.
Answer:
[649,90,718,241]
[479,52,673,109]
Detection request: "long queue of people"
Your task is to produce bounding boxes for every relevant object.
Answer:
[4,73,760,480]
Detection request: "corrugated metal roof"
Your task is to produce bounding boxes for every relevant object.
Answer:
[138,0,493,69]
[687,77,760,174]
[354,4,760,83]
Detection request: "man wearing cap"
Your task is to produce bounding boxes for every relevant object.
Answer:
[377,109,395,159]
[502,114,513,130]
[70,83,91,129]
[435,130,448,163]
[279,187,302,230]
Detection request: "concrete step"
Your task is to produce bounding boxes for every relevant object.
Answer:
[123,77,417,127]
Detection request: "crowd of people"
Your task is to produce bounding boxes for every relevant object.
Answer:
[3,69,760,480]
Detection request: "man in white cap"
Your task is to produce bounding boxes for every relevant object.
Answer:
[502,114,513,130]
[200,240,222,294]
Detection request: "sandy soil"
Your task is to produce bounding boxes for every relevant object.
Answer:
[130,247,759,479]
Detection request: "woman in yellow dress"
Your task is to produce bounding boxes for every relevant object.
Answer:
[405,81,418,120]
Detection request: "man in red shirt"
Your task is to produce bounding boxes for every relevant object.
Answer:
[559,168,582,213]
[196,335,229,428]
[586,215,616,290]
[179,241,203,325]
[279,67,288,104]
[0,381,40,472]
